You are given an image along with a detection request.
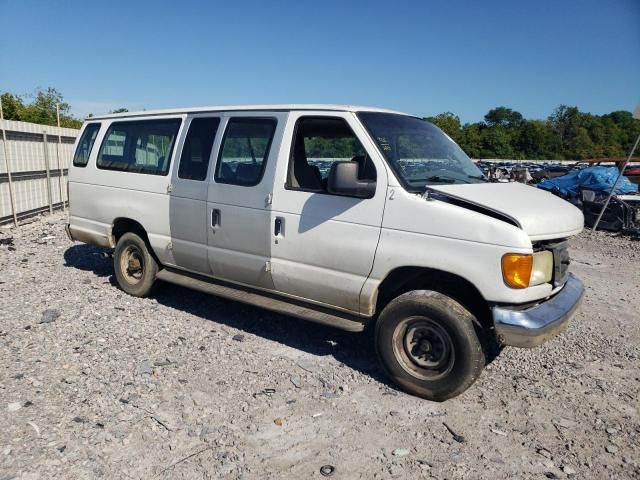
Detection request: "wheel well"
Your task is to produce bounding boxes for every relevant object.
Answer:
[111,217,163,266]
[375,267,492,330]
[111,218,148,244]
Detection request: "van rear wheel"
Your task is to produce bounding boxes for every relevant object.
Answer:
[375,290,485,401]
[113,232,158,297]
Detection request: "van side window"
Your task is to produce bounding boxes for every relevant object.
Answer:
[96,119,181,176]
[178,117,220,181]
[286,117,376,193]
[73,123,101,167]
[215,118,277,186]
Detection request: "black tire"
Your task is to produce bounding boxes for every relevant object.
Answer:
[113,232,158,297]
[375,290,485,401]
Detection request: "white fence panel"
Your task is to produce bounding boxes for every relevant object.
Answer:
[0,119,79,225]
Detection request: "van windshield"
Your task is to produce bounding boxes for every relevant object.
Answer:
[357,112,486,191]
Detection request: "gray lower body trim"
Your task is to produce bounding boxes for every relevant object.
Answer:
[492,273,584,348]
[156,268,367,332]
[66,224,112,248]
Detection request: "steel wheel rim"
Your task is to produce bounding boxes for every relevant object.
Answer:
[120,245,144,284]
[392,316,455,381]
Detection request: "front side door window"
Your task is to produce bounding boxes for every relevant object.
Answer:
[286,116,377,194]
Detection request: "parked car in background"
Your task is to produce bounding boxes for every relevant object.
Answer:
[67,105,585,401]
[531,164,570,182]
[624,165,640,184]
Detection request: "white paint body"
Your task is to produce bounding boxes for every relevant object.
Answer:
[68,105,584,317]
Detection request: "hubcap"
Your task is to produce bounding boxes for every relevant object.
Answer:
[120,245,144,284]
[392,316,455,380]
[404,324,450,369]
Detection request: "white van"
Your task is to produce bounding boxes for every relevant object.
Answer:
[66,105,584,400]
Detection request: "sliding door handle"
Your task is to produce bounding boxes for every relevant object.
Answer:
[211,209,221,227]
[274,217,284,237]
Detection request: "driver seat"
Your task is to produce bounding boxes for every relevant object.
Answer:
[291,138,323,191]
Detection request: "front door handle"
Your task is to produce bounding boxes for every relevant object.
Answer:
[211,209,221,227]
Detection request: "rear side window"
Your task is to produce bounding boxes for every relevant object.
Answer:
[215,118,277,186]
[178,117,220,181]
[73,123,101,167]
[97,119,181,176]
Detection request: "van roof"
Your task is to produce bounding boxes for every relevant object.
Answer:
[87,104,410,120]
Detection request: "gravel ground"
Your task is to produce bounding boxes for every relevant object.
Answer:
[1,213,639,479]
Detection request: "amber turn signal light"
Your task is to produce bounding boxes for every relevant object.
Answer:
[501,254,533,289]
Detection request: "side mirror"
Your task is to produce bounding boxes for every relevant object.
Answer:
[327,161,376,198]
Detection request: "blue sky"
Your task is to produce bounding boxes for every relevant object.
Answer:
[1,0,638,122]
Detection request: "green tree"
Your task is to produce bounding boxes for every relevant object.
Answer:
[604,111,640,154]
[479,127,514,158]
[110,108,129,113]
[425,112,462,143]
[547,105,582,158]
[12,87,82,128]
[459,123,483,158]
[0,92,25,120]
[516,120,561,159]
[425,104,640,160]
[566,126,595,159]
[484,107,524,129]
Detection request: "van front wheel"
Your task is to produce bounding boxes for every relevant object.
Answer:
[113,232,158,297]
[375,290,485,401]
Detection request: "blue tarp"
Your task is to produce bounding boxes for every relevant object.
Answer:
[538,166,639,197]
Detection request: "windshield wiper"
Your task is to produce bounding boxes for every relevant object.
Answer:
[466,174,488,182]
[423,175,470,184]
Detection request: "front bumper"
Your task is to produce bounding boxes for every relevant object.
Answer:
[492,273,584,348]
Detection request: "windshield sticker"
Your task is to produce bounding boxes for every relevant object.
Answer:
[377,136,391,151]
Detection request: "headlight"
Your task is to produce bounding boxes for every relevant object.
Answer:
[501,251,553,289]
[530,250,553,286]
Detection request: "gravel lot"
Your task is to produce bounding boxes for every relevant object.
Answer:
[1,212,639,479]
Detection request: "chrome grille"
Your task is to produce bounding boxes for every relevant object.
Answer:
[548,240,570,288]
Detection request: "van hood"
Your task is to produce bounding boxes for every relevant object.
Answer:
[430,182,584,241]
